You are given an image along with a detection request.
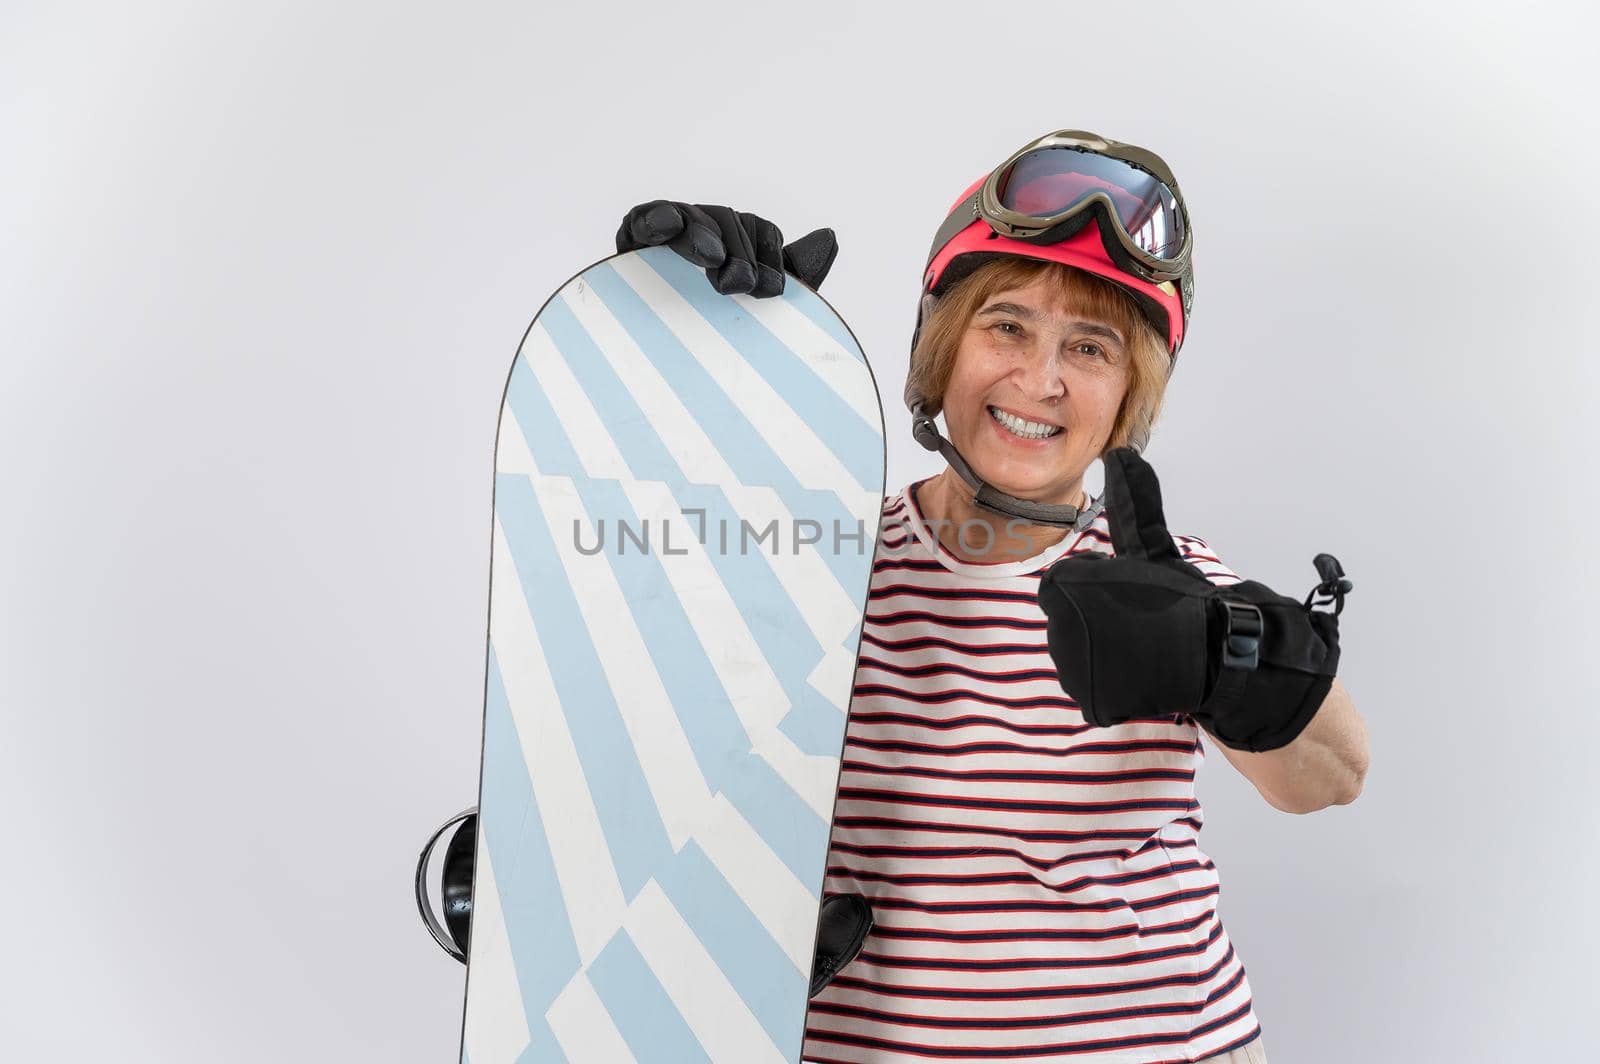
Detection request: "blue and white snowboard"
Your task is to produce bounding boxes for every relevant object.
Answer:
[459,247,885,1063]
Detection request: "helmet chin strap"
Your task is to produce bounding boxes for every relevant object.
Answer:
[910,403,1106,533]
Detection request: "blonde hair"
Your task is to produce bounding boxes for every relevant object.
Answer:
[906,258,1172,453]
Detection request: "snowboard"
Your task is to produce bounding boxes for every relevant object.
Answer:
[458,246,885,1063]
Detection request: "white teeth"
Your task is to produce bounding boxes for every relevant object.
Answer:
[989,406,1061,440]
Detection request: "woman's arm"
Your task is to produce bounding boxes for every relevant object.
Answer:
[1207,677,1370,814]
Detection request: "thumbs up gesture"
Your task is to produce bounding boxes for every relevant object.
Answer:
[1037,448,1350,752]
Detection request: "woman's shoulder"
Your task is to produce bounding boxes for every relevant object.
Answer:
[878,487,913,531]
[1168,531,1240,586]
[1169,530,1221,561]
[881,478,932,521]
[1083,505,1240,586]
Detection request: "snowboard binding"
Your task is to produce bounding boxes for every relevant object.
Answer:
[414,807,873,995]
[808,893,874,998]
[414,807,477,963]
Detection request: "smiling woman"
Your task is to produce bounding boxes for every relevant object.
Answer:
[906,259,1172,562]
[906,257,1171,465]
[616,128,1368,1064]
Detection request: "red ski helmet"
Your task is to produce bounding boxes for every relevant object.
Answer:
[914,130,1194,382]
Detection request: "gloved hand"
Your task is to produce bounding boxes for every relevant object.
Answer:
[615,200,838,298]
[1037,447,1351,752]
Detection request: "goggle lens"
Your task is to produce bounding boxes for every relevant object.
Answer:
[997,147,1186,261]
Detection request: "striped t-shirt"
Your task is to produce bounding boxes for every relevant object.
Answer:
[802,480,1265,1064]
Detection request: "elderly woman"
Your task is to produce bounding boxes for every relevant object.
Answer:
[618,130,1370,1064]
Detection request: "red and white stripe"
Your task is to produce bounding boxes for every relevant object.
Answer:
[803,482,1264,1064]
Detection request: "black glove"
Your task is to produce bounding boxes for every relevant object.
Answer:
[615,200,837,298]
[1037,448,1351,752]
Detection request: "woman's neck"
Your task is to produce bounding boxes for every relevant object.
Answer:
[916,468,1086,563]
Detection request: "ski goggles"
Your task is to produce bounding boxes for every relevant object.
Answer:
[926,130,1192,288]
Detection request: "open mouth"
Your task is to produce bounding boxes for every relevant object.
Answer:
[988,405,1063,441]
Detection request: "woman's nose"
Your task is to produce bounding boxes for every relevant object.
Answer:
[1016,340,1067,399]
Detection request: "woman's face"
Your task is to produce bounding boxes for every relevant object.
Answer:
[941,275,1132,504]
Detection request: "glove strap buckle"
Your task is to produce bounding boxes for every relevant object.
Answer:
[1303,553,1353,616]
[1220,600,1264,671]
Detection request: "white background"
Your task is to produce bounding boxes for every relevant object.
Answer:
[3,1,1596,1060]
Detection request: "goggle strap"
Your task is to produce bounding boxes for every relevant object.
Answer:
[925,192,982,274]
